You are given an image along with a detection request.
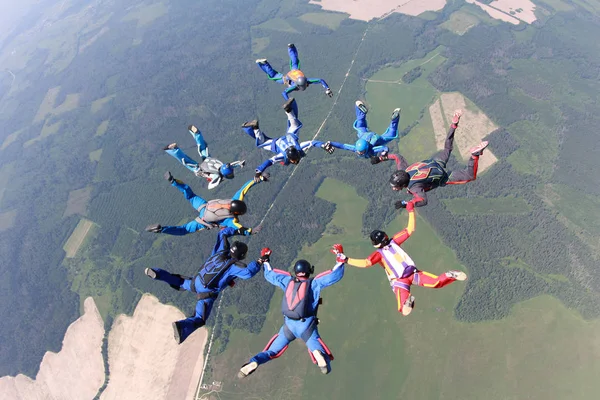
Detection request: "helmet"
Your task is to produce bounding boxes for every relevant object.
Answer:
[370,230,390,248]
[286,147,301,164]
[390,171,410,189]
[219,163,234,179]
[230,241,248,260]
[230,200,247,215]
[294,260,314,277]
[296,76,308,91]
[355,139,369,155]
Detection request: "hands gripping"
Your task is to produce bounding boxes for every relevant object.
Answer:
[330,243,348,263]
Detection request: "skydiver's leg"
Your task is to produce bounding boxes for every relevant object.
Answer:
[188,126,209,159]
[250,325,293,365]
[353,102,369,135]
[380,108,401,143]
[159,220,205,236]
[392,278,413,315]
[446,155,479,185]
[174,297,216,344]
[170,179,207,210]
[304,328,333,374]
[283,98,302,133]
[288,44,300,70]
[165,146,200,173]
[432,111,461,167]
[412,270,463,289]
[148,268,186,288]
[241,124,272,147]
[257,60,285,83]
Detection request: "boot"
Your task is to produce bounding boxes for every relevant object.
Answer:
[145,224,163,233]
[282,98,295,113]
[469,141,488,157]
[242,119,259,130]
[144,268,157,279]
[391,108,401,121]
[312,350,330,375]
[238,361,259,378]
[355,100,368,114]
[164,171,174,183]
[402,295,415,316]
[446,270,468,281]
[163,143,177,151]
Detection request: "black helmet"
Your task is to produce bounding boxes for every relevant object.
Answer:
[296,76,308,91]
[286,147,301,164]
[390,171,410,189]
[294,260,314,277]
[230,200,247,215]
[230,241,248,260]
[370,230,390,248]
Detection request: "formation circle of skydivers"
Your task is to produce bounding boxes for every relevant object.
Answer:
[143,44,489,377]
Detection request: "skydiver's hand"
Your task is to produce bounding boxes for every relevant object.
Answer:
[330,244,344,255]
[370,156,381,165]
[405,201,415,212]
[395,200,408,210]
[260,172,270,182]
[336,253,348,263]
[258,247,272,264]
[251,224,262,235]
[254,171,262,183]
[322,141,334,154]
[325,88,333,98]
[379,151,389,161]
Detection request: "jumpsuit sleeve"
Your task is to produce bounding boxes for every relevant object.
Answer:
[347,251,380,268]
[221,217,249,232]
[328,141,356,152]
[308,78,329,89]
[233,261,262,280]
[312,262,345,289]
[282,86,297,100]
[388,154,409,170]
[263,262,292,290]
[408,185,428,207]
[256,153,285,173]
[232,179,260,201]
[212,227,239,254]
[372,145,389,154]
[391,209,416,245]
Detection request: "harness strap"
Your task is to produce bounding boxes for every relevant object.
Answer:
[196,291,219,300]
[300,318,317,342]
[194,216,218,229]
[282,324,296,342]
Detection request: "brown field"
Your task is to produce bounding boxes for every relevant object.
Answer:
[63,218,94,258]
[63,186,92,217]
[308,0,446,21]
[465,0,521,24]
[100,294,208,400]
[0,297,105,400]
[33,86,80,123]
[431,92,499,173]
[490,0,537,23]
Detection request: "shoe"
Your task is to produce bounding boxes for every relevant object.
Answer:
[145,224,163,233]
[163,143,178,151]
[312,350,329,375]
[172,321,182,344]
[402,295,415,316]
[238,361,258,378]
[255,58,267,64]
[355,100,368,114]
[188,125,198,134]
[452,110,462,125]
[446,270,468,281]
[164,171,174,183]
[242,119,259,130]
[282,98,295,113]
[469,141,488,157]
[144,268,157,279]
[391,108,401,121]
[288,43,295,49]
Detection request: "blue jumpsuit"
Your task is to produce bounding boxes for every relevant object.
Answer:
[257,45,330,100]
[328,102,400,158]
[247,261,345,370]
[150,227,261,343]
[165,126,209,172]
[241,99,325,174]
[160,178,260,235]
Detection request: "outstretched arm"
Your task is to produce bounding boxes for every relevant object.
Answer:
[313,262,345,289]
[233,260,261,280]
[331,244,378,268]
[256,152,285,174]
[391,202,416,245]
[388,154,409,170]
[308,78,329,90]
[282,86,297,100]
[372,145,390,155]
[326,141,356,153]
[263,261,292,290]
[232,178,261,201]
[211,226,244,254]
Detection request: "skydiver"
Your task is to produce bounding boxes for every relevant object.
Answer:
[372,110,489,207]
[331,201,467,316]
[164,125,246,190]
[324,101,400,159]
[238,250,347,378]
[145,171,268,236]
[241,97,334,179]
[256,43,333,100]
[144,227,268,344]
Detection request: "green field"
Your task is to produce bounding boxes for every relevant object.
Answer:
[300,12,347,30]
[91,95,115,114]
[89,149,103,162]
[443,196,531,215]
[441,10,480,35]
[1,128,25,150]
[122,2,168,27]
[63,218,95,258]
[207,178,600,400]
[541,184,600,235]
[254,18,299,33]
[96,120,110,136]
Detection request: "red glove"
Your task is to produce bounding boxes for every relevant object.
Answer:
[406,201,415,212]
[330,244,344,255]
[261,248,272,257]
[336,253,348,263]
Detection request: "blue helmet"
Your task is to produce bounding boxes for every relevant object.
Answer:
[219,164,234,179]
[355,139,369,155]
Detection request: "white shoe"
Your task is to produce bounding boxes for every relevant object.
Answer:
[312,350,329,375]
[255,58,267,64]
[238,361,258,378]
[355,100,367,114]
[144,268,157,279]
[189,125,198,134]
[402,295,415,316]
[446,270,467,281]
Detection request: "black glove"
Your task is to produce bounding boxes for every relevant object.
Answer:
[254,171,262,182]
[325,88,333,97]
[370,156,381,165]
[322,141,334,154]
[395,200,408,209]
[258,247,272,264]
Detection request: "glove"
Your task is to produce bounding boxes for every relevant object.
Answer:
[395,200,408,209]
[260,172,270,182]
[336,253,348,263]
[254,171,262,182]
[370,156,381,165]
[330,244,344,255]
[258,247,272,263]
[228,280,236,287]
[325,88,333,97]
[405,201,415,212]
[251,224,262,234]
[322,141,334,154]
[379,151,389,161]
